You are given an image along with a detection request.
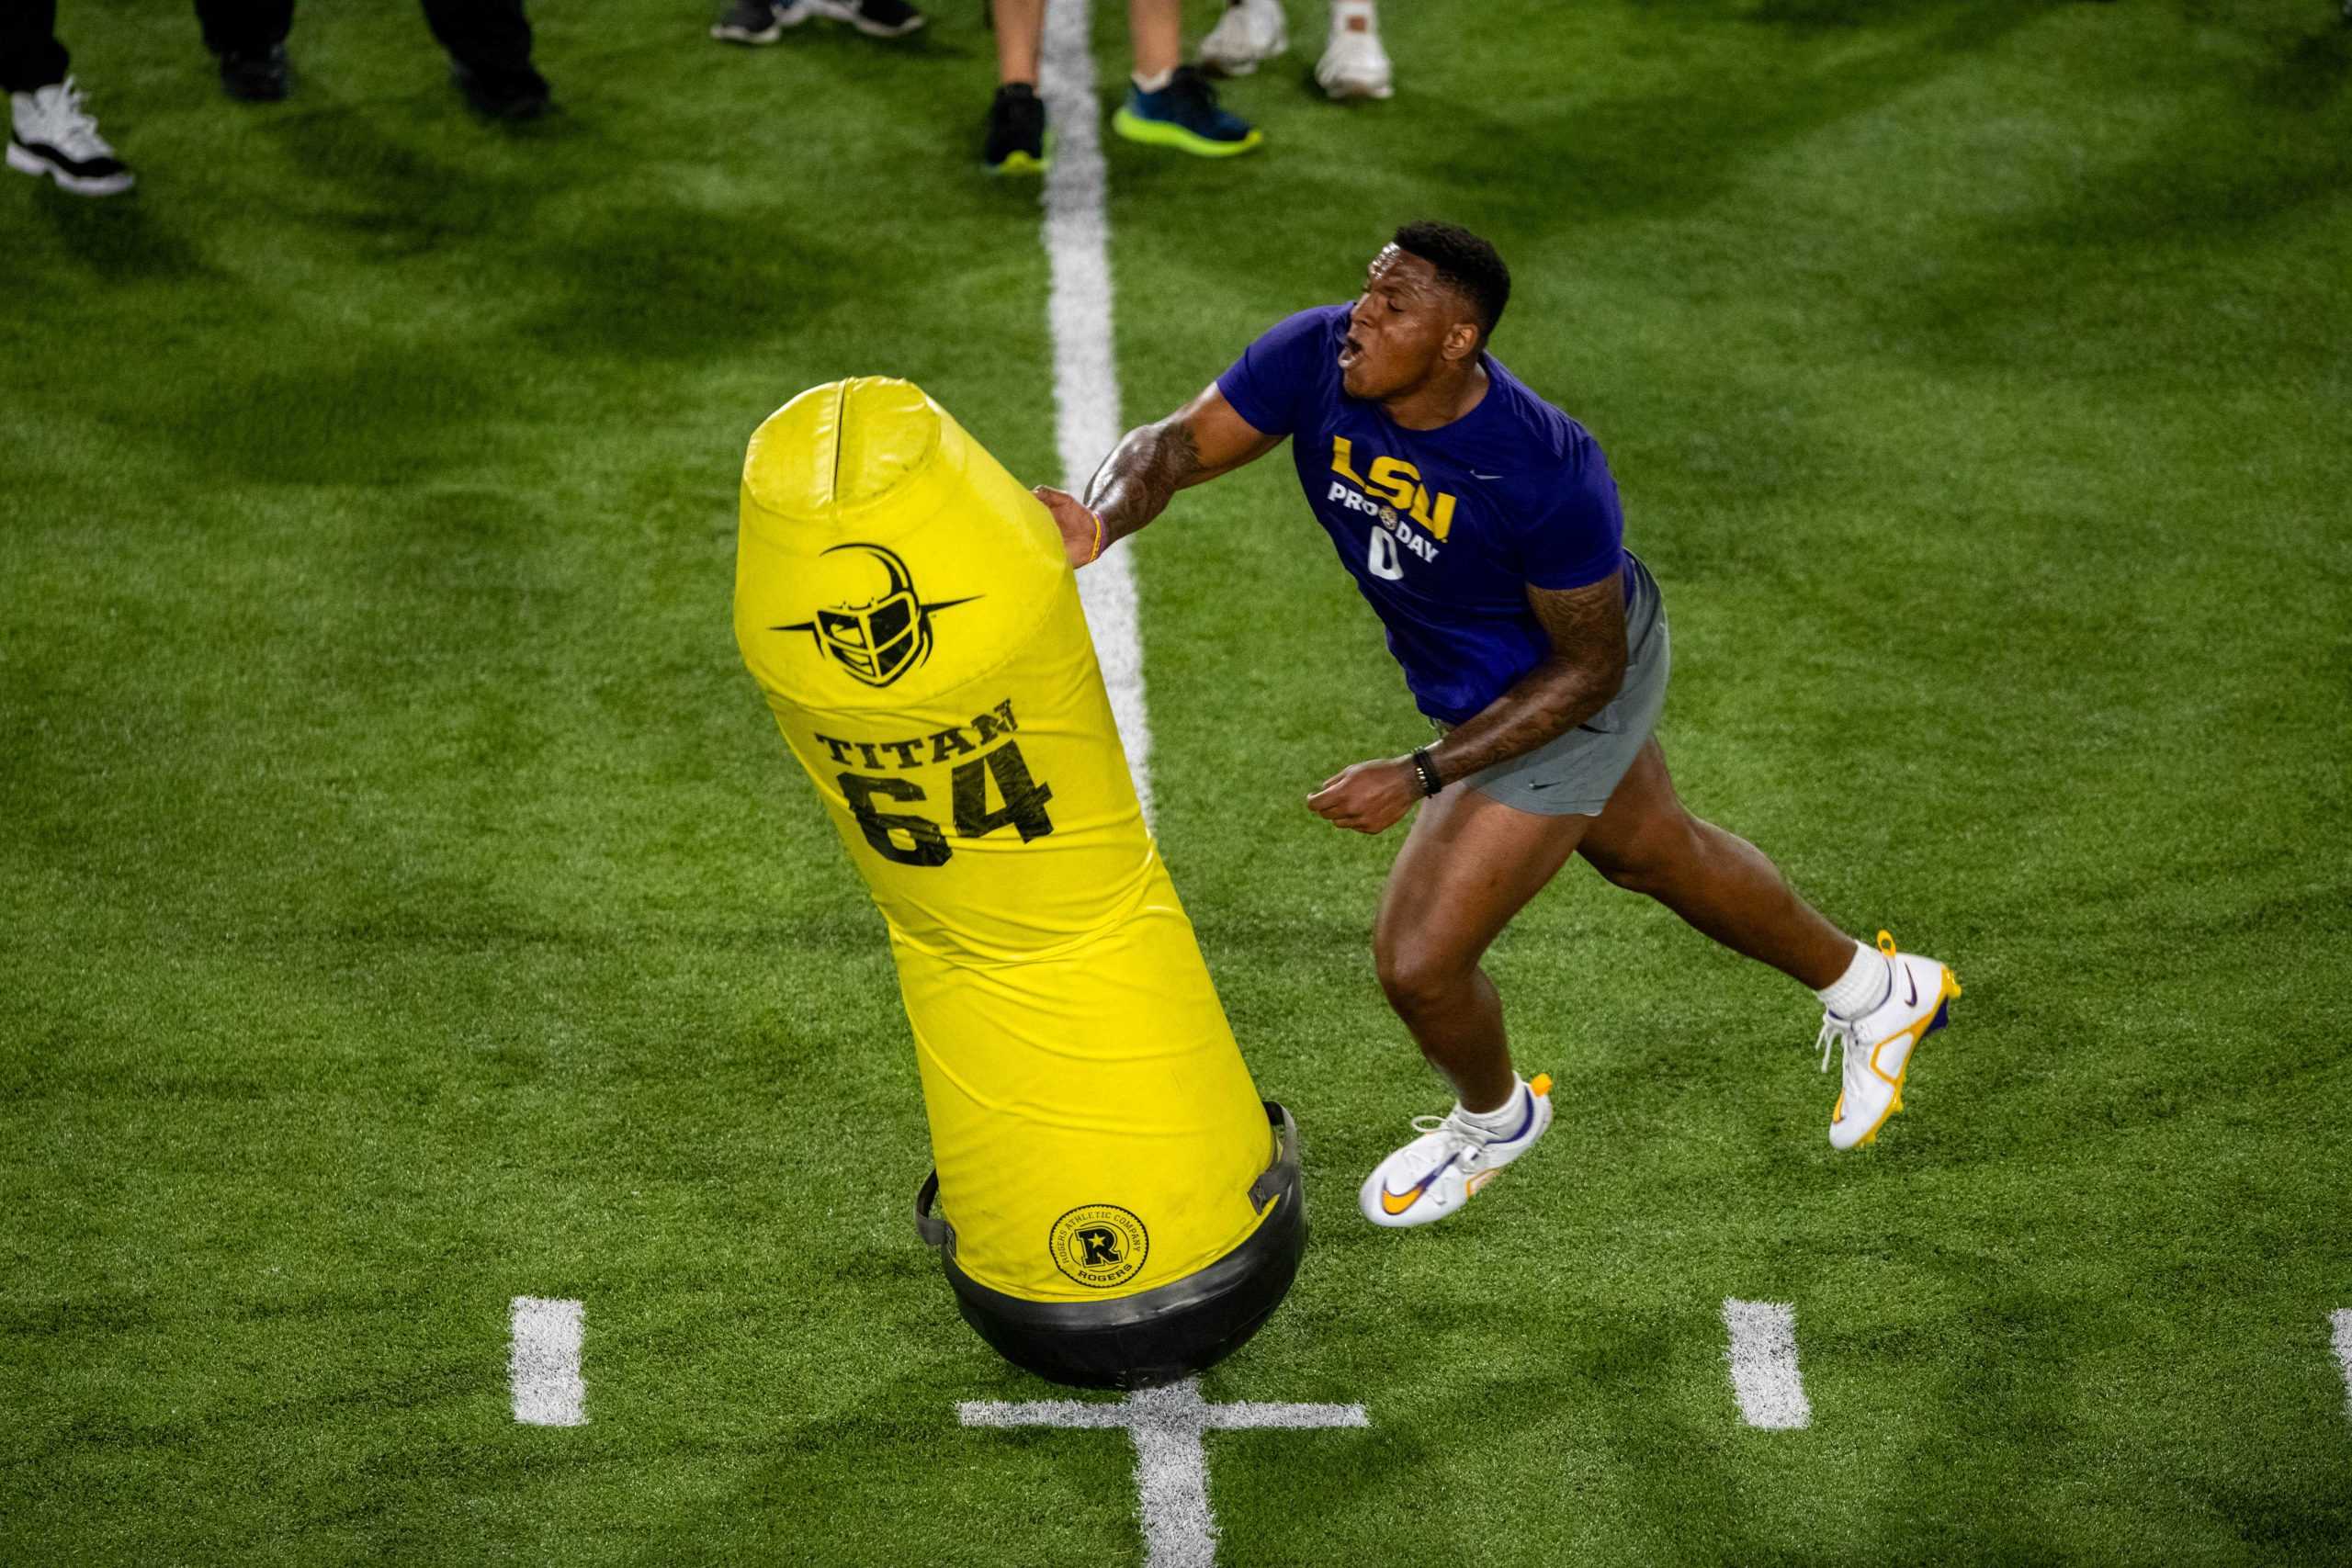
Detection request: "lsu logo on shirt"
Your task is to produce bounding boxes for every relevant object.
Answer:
[1327,436,1454,579]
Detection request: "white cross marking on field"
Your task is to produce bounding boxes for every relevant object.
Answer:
[1722,1298,1813,1429]
[509,1296,586,1427]
[2331,1309,2352,1426]
[958,1378,1369,1567]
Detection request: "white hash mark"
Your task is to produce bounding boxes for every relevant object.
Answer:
[2332,1308,2352,1427]
[1722,1297,1813,1430]
[959,1378,1369,1567]
[509,1296,586,1427]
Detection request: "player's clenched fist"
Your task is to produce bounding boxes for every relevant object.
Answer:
[1033,485,1104,569]
[1306,757,1421,834]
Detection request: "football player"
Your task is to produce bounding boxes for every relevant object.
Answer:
[1032,221,1959,1228]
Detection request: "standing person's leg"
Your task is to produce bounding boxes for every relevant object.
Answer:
[420,0,550,118]
[195,0,295,102]
[0,0,71,94]
[194,0,293,62]
[992,0,1042,85]
[981,0,1046,173]
[5,1,134,196]
[420,0,532,73]
[1575,739,1961,1150]
[1125,0,1178,82]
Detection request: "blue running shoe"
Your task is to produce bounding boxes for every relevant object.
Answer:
[1111,64,1262,157]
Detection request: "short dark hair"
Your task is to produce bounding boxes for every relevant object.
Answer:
[1391,220,1510,344]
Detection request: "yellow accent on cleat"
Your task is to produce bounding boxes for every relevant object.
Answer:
[1110,107,1264,157]
[1529,1072,1553,1097]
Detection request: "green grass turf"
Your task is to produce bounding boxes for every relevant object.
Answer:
[5,0,2350,1562]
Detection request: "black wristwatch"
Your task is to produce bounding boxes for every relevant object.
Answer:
[1409,748,1444,796]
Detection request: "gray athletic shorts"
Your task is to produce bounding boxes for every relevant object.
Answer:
[1446,553,1669,818]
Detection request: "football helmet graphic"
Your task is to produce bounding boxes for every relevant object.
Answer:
[775,543,976,687]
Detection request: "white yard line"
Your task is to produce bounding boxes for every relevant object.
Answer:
[1721,1298,1812,1430]
[1038,0,1154,827]
[960,1378,1369,1567]
[509,1296,587,1427]
[2332,1309,2352,1426]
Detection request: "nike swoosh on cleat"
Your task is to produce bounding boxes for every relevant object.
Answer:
[1378,1164,1447,1215]
[1903,968,1918,1008]
[1469,470,1502,480]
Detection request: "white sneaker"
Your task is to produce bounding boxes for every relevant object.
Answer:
[1199,0,1288,76]
[1817,931,1960,1150]
[1316,1,1392,100]
[710,0,811,44]
[1360,1074,1552,1228]
[6,78,134,197]
[802,0,926,38]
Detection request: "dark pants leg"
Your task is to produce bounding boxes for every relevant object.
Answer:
[1,0,71,94]
[418,0,534,73]
[193,0,296,57]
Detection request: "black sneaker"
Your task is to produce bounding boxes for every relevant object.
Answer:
[219,44,290,102]
[983,82,1046,175]
[807,0,927,39]
[452,60,552,121]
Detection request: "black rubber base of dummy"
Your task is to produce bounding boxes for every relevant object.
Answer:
[915,1101,1306,1390]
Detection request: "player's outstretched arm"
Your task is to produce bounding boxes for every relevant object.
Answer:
[1033,383,1283,569]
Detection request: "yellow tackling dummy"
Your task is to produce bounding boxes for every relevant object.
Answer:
[734,378,1302,1387]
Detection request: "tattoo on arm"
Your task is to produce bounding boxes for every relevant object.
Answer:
[1427,571,1630,784]
[1080,387,1282,548]
[1082,418,1204,549]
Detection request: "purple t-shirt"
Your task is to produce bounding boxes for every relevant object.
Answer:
[1217,304,1627,725]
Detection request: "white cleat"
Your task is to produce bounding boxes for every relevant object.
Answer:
[1199,0,1288,77]
[1818,931,1960,1151]
[1360,1074,1552,1228]
[1316,1,1392,100]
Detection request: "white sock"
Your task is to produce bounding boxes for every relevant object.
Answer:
[1816,941,1891,1020]
[1454,1075,1528,1131]
[1132,66,1174,93]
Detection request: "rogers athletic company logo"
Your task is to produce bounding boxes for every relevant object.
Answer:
[1049,1204,1150,1290]
[773,542,978,688]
